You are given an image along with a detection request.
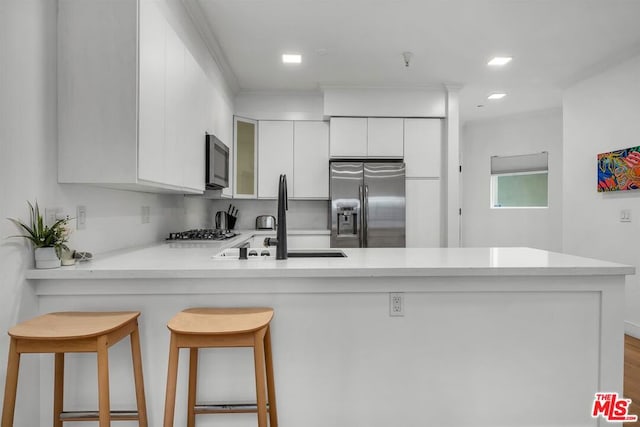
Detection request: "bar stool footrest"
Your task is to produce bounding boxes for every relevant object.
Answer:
[194,402,271,414]
[59,410,139,421]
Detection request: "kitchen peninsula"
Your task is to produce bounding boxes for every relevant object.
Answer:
[26,245,633,427]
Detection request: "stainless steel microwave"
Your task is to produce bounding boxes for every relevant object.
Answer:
[205,133,229,189]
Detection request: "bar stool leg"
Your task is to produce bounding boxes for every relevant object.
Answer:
[53,353,64,427]
[96,335,111,427]
[163,333,180,427]
[187,348,198,427]
[264,326,278,427]
[130,323,148,427]
[253,328,268,427]
[1,338,20,427]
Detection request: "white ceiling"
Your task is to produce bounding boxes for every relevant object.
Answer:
[193,0,640,122]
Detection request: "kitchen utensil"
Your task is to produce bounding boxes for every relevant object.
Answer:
[255,215,276,230]
[215,211,230,231]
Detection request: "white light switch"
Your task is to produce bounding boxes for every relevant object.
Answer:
[76,205,86,230]
[620,209,632,223]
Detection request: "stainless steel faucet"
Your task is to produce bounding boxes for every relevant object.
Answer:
[264,174,288,259]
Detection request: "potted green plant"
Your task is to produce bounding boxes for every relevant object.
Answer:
[7,201,71,269]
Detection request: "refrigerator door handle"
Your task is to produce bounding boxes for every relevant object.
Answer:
[363,184,369,247]
[358,185,364,248]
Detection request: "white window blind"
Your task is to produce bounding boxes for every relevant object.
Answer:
[491,152,548,175]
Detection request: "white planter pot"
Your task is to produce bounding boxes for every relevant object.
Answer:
[34,247,61,269]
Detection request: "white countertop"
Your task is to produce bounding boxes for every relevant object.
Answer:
[25,244,634,280]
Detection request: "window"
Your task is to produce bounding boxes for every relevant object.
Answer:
[490,152,548,208]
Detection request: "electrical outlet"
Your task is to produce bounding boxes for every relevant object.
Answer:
[389,293,404,317]
[44,208,62,227]
[76,205,86,230]
[141,206,151,224]
[620,209,632,223]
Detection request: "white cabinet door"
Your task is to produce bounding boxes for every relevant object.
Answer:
[182,49,205,191]
[234,117,258,198]
[164,24,185,187]
[406,179,441,247]
[329,117,367,157]
[293,121,329,199]
[57,0,138,184]
[404,119,442,178]
[367,118,403,157]
[258,121,294,198]
[138,0,166,184]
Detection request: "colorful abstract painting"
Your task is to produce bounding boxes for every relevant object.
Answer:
[598,146,640,192]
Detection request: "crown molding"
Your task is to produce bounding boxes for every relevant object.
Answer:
[181,0,240,94]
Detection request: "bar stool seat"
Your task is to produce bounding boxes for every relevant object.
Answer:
[163,307,277,427]
[1,311,148,427]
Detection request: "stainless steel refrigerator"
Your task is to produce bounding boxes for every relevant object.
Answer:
[330,161,405,248]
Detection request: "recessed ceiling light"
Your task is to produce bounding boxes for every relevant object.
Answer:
[488,93,506,100]
[488,56,512,66]
[282,54,301,64]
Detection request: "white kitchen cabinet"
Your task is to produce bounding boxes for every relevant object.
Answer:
[234,117,258,198]
[329,117,368,157]
[367,118,404,157]
[138,0,165,184]
[258,121,294,199]
[293,121,329,199]
[404,118,442,178]
[406,179,441,247]
[58,0,209,193]
[330,117,404,158]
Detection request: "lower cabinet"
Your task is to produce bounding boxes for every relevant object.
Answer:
[406,179,441,247]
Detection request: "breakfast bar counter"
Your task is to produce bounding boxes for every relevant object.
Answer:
[25,245,634,427]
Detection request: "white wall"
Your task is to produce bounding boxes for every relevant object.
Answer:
[461,108,563,251]
[563,54,640,337]
[0,1,233,422]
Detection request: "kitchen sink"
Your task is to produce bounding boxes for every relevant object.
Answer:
[286,250,346,258]
[213,248,346,259]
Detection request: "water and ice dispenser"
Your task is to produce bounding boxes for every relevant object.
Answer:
[336,207,357,236]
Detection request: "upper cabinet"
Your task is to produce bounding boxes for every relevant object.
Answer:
[233,119,329,200]
[329,117,367,157]
[58,0,212,193]
[258,121,294,199]
[329,117,403,158]
[404,119,442,178]
[367,118,404,157]
[234,117,258,198]
[293,121,329,199]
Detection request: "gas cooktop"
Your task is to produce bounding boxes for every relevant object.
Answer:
[166,229,239,241]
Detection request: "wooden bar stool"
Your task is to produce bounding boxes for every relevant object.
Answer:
[1,311,148,427]
[163,307,277,427]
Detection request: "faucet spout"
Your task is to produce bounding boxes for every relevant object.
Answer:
[264,174,288,259]
[276,174,288,259]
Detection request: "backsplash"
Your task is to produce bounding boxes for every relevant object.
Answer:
[209,199,329,230]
